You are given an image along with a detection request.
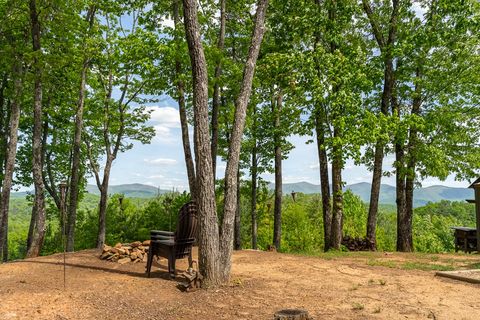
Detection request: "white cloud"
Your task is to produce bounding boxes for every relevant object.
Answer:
[145,106,182,143]
[144,158,178,166]
[147,106,180,128]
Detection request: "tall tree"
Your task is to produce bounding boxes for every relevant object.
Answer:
[26,0,47,258]
[182,0,268,284]
[0,62,23,262]
[361,0,399,250]
[66,5,97,252]
[173,0,197,198]
[182,0,221,286]
[272,90,283,250]
[84,8,154,249]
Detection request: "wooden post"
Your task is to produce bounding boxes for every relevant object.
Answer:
[475,186,480,253]
[274,309,311,320]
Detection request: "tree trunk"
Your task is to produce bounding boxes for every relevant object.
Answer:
[210,0,226,180]
[330,128,343,250]
[273,90,283,250]
[174,0,196,198]
[219,0,268,283]
[182,0,220,287]
[395,143,409,251]
[403,67,422,253]
[66,5,96,253]
[366,141,383,249]
[0,63,22,262]
[392,85,411,252]
[250,112,258,250]
[26,0,47,258]
[314,110,331,251]
[234,169,241,250]
[96,160,112,249]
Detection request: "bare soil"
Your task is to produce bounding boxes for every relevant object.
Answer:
[1,249,480,319]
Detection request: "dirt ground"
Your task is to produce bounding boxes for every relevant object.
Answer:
[1,249,480,320]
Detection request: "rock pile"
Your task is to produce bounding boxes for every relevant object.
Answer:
[341,235,375,251]
[100,240,151,264]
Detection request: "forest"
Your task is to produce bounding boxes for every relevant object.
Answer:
[0,0,479,288]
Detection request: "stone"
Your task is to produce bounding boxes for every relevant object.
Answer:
[137,252,143,260]
[118,257,131,265]
[142,240,151,246]
[117,248,126,255]
[131,241,142,247]
[130,252,138,260]
[114,243,123,249]
[103,245,112,253]
[100,252,111,260]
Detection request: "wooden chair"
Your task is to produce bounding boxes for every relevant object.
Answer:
[146,201,198,278]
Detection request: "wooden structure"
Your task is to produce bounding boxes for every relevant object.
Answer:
[467,177,480,252]
[452,227,477,253]
[146,201,198,278]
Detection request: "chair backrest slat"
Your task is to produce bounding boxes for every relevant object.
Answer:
[174,201,197,258]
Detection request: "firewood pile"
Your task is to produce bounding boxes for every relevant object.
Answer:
[100,240,151,264]
[179,263,203,292]
[341,235,375,251]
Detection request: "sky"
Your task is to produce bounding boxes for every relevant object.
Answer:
[95,98,472,191]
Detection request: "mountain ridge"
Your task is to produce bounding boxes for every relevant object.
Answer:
[11,181,472,206]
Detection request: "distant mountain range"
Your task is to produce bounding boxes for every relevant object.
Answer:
[12,181,473,207]
[268,181,473,207]
[11,183,169,199]
[85,184,169,198]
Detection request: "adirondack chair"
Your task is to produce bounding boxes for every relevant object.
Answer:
[146,201,198,278]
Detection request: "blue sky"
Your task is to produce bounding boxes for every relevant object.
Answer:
[96,100,471,191]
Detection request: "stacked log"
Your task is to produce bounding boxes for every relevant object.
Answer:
[341,235,375,251]
[100,240,151,264]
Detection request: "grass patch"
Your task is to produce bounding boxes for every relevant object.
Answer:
[401,262,455,271]
[352,302,364,311]
[367,259,398,268]
[464,262,480,269]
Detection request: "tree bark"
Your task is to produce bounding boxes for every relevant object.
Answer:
[96,178,109,249]
[219,0,269,283]
[273,90,283,250]
[210,0,226,180]
[182,0,220,286]
[66,6,96,252]
[403,67,422,252]
[363,0,399,250]
[392,82,411,252]
[250,107,258,250]
[314,110,331,251]
[330,128,343,250]
[27,0,47,258]
[234,169,241,250]
[173,0,196,198]
[0,63,22,262]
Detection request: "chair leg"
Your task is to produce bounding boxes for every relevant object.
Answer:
[188,251,193,269]
[168,249,176,279]
[146,247,154,278]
